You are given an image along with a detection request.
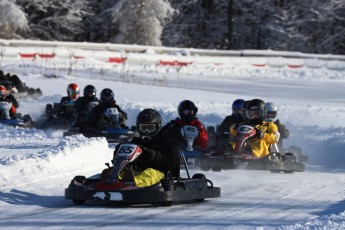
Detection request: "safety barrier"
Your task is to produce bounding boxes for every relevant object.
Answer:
[0,39,344,78]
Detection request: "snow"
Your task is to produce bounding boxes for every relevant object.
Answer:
[0,44,345,229]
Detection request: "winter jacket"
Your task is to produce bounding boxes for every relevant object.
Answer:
[74,96,99,125]
[118,125,180,178]
[75,96,100,114]
[165,117,208,150]
[231,121,279,158]
[217,113,244,137]
[87,100,128,129]
[58,96,77,119]
[4,94,19,109]
[275,119,289,150]
[0,99,16,119]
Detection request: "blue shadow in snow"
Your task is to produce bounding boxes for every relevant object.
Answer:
[0,189,69,208]
[311,199,345,217]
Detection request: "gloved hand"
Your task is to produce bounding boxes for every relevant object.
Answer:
[253,127,264,139]
[138,145,156,161]
[139,145,147,153]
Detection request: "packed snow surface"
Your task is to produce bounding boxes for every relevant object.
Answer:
[0,46,345,229]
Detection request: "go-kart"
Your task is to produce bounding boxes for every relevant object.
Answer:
[64,142,221,206]
[196,124,306,173]
[0,80,42,99]
[0,101,34,128]
[63,126,135,143]
[35,102,77,130]
[63,107,134,143]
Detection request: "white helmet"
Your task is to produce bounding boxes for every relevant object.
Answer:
[264,102,278,122]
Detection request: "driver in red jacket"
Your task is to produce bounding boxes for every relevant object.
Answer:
[165,100,208,150]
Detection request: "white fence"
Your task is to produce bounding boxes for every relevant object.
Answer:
[0,39,344,80]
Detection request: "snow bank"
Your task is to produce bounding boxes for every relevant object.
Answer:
[0,134,113,188]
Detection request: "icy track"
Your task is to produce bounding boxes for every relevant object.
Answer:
[0,58,345,229]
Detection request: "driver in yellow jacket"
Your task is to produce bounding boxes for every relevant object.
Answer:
[231,99,280,158]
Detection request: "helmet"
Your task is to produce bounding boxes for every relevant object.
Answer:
[264,102,278,123]
[0,85,7,99]
[100,88,114,104]
[136,108,162,140]
[67,83,80,100]
[242,100,250,121]
[246,99,266,125]
[178,100,198,123]
[232,99,245,115]
[83,85,96,99]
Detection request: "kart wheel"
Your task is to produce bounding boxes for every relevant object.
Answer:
[199,163,211,171]
[160,179,175,206]
[270,170,281,173]
[192,174,206,202]
[72,199,86,205]
[192,173,206,180]
[71,176,87,205]
[161,201,173,207]
[162,178,175,191]
[283,170,294,174]
[211,166,222,172]
[74,176,87,184]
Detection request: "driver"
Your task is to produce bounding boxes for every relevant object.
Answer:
[165,100,208,150]
[73,85,99,127]
[87,88,128,130]
[0,85,17,119]
[102,108,179,187]
[231,99,280,158]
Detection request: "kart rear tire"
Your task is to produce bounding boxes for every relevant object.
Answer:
[211,166,222,172]
[199,163,211,171]
[192,173,206,180]
[192,174,206,202]
[71,176,87,205]
[73,199,86,205]
[161,201,173,207]
[74,175,87,184]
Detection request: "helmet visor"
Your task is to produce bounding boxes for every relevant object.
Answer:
[85,90,95,98]
[68,90,79,99]
[138,123,158,134]
[232,108,242,115]
[102,96,113,102]
[247,110,260,119]
[266,111,277,119]
[182,109,194,116]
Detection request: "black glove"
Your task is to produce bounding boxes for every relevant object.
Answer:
[139,145,156,161]
[254,128,264,139]
[139,145,147,153]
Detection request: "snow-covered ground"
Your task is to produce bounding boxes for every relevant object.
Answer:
[0,46,345,229]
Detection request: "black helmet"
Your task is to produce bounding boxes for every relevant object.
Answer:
[83,85,96,99]
[246,99,266,125]
[100,88,114,103]
[178,100,198,123]
[136,108,162,140]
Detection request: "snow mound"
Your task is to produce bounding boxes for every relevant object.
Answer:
[0,134,113,188]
